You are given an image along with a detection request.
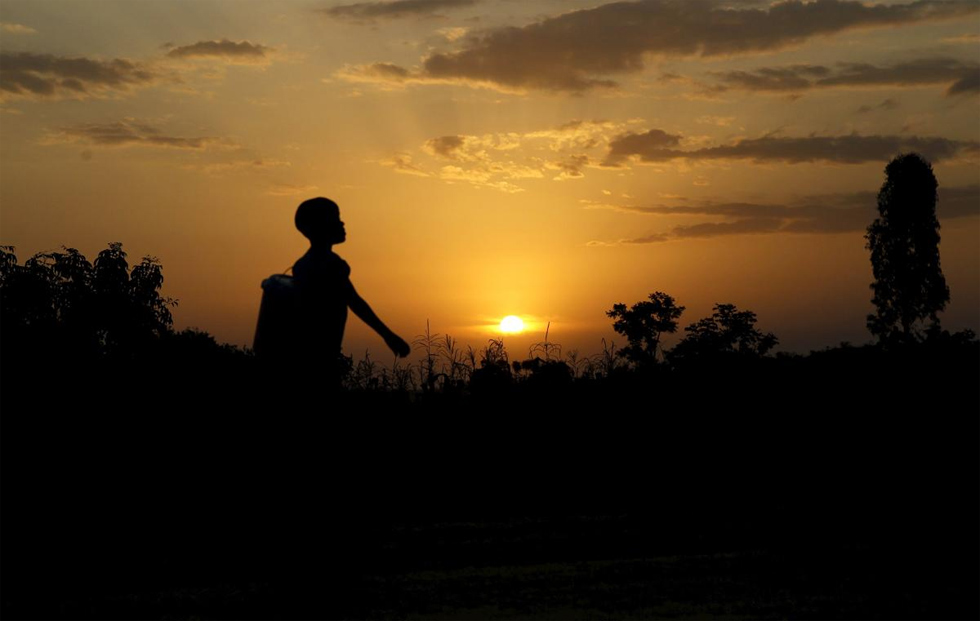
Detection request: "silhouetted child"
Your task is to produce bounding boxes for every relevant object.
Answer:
[296,195,410,352]
[256,197,410,386]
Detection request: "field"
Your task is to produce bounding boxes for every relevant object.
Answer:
[2,339,977,619]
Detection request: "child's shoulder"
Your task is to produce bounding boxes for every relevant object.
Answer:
[327,250,351,271]
[295,248,350,278]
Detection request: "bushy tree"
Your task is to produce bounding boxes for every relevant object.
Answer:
[0,242,176,359]
[607,291,685,365]
[866,153,949,343]
[670,303,777,362]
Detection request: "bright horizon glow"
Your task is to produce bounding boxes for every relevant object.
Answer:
[499,316,525,334]
[0,0,977,356]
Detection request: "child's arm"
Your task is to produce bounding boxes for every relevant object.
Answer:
[347,283,411,357]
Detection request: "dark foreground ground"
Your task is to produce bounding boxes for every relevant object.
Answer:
[11,521,971,620]
[2,344,978,619]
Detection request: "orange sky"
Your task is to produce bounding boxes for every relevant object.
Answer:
[1,0,978,358]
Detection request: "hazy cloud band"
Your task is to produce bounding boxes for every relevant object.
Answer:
[588,185,980,245]
[711,57,980,97]
[322,0,478,22]
[605,132,980,165]
[341,0,980,92]
[0,51,158,100]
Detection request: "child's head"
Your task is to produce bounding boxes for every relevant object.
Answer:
[295,197,345,244]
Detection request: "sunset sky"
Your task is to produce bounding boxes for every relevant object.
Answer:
[1,0,978,358]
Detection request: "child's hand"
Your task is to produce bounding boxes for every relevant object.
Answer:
[385,333,412,358]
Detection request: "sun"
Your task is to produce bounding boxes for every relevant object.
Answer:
[499,315,525,334]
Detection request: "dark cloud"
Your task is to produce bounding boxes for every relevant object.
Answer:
[588,185,980,244]
[0,51,158,100]
[856,98,899,114]
[605,129,682,165]
[947,71,980,96]
[604,132,979,165]
[547,154,591,180]
[671,218,785,238]
[380,153,428,176]
[45,120,223,150]
[709,64,831,91]
[711,58,980,96]
[404,0,979,92]
[322,0,479,22]
[336,62,414,86]
[612,233,669,245]
[165,40,272,63]
[424,135,466,158]
[822,58,978,91]
[937,184,980,219]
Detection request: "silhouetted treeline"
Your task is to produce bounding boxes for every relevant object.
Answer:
[4,243,975,398]
[2,244,977,620]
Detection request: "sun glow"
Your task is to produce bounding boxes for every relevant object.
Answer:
[499,315,525,334]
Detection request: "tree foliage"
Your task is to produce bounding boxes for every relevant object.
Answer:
[670,303,777,362]
[607,291,685,365]
[866,152,949,343]
[0,242,176,359]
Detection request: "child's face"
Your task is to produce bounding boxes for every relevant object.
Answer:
[327,218,346,244]
[312,215,345,245]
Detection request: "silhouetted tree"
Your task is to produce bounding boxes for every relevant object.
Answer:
[0,243,175,360]
[606,291,685,365]
[670,303,777,362]
[866,153,949,343]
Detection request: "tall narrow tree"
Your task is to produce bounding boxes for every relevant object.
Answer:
[866,153,949,343]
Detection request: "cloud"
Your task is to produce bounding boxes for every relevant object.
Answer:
[488,162,543,179]
[351,0,979,92]
[439,164,489,183]
[604,129,683,165]
[546,154,592,180]
[435,160,538,191]
[710,58,980,97]
[588,232,670,246]
[0,22,37,34]
[42,119,226,150]
[421,132,528,161]
[321,0,479,22]
[380,153,428,176]
[437,26,469,42]
[423,135,468,159]
[524,119,624,151]
[604,131,979,165]
[856,98,899,114]
[586,185,980,245]
[696,115,736,127]
[189,158,292,175]
[709,64,831,91]
[672,218,786,238]
[0,51,159,101]
[946,71,980,96]
[267,183,319,196]
[941,33,980,44]
[936,184,980,220]
[165,40,274,64]
[334,62,420,88]
[437,164,526,191]
[385,119,637,191]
